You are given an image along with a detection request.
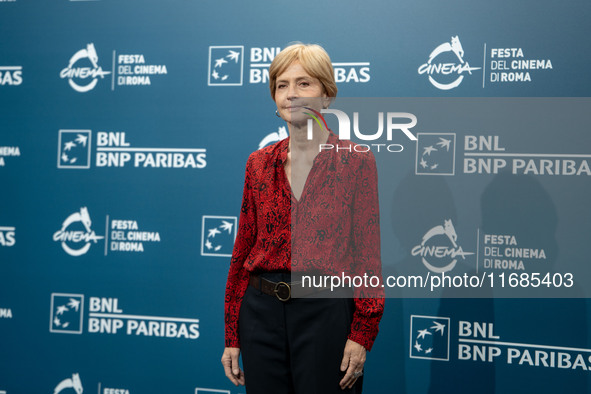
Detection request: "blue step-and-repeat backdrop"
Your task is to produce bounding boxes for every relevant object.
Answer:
[1,0,591,393]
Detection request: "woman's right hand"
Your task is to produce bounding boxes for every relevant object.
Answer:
[221,347,245,386]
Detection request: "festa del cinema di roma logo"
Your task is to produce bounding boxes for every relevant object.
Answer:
[53,372,133,394]
[53,207,103,256]
[411,219,474,273]
[60,43,110,92]
[418,36,480,90]
[54,373,83,394]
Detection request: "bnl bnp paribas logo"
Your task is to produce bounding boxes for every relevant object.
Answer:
[208,45,371,86]
[57,130,91,169]
[410,315,450,361]
[50,294,84,334]
[50,293,200,339]
[58,130,207,169]
[53,208,103,256]
[201,216,237,257]
[415,133,456,175]
[0,65,22,86]
[0,225,15,247]
[208,46,244,86]
[418,36,480,90]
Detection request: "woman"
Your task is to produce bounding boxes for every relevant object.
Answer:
[221,43,384,393]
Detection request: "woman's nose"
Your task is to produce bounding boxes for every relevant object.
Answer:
[287,85,298,100]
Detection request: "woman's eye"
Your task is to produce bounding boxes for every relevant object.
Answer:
[277,84,286,89]
[299,81,310,87]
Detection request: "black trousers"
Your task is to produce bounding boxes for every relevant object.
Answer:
[239,272,363,394]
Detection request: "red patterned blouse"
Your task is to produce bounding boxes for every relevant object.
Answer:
[224,131,384,350]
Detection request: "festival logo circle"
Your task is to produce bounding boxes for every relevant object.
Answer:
[53,207,104,256]
[54,373,83,394]
[418,36,480,90]
[411,219,474,273]
[60,43,111,92]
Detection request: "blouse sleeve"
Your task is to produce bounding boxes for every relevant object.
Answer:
[224,155,257,348]
[348,152,385,351]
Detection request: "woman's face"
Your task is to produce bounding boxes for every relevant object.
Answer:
[274,61,328,127]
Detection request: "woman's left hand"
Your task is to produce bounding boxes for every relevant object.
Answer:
[339,339,366,390]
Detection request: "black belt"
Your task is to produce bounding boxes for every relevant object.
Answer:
[249,274,333,302]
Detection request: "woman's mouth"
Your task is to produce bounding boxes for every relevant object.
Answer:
[286,105,308,112]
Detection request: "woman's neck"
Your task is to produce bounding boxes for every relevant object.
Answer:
[287,123,329,160]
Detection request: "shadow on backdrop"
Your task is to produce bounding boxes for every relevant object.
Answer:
[481,172,588,393]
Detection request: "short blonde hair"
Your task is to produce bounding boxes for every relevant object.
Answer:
[269,43,338,100]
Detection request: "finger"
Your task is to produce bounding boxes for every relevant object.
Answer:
[236,369,246,386]
[347,376,359,390]
[231,351,240,376]
[340,348,351,372]
[339,375,350,389]
[223,364,239,386]
[340,373,355,389]
[340,357,364,389]
[348,371,363,390]
[339,364,357,389]
[221,354,239,386]
[230,366,245,386]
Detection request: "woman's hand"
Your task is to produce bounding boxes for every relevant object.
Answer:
[221,347,245,386]
[339,339,366,390]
